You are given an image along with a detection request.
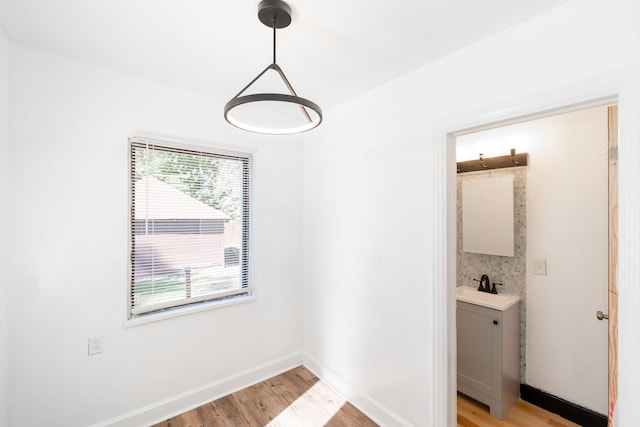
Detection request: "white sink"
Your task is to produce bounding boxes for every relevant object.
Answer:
[456,286,520,311]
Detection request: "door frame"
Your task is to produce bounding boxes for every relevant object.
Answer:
[431,65,640,427]
[608,105,619,426]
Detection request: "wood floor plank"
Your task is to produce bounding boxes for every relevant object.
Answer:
[264,368,314,405]
[269,379,343,425]
[281,365,319,391]
[153,368,581,427]
[233,380,292,425]
[197,396,252,426]
[325,402,379,427]
[151,366,377,427]
[457,393,582,427]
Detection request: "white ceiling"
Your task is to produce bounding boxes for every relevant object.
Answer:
[0,0,569,109]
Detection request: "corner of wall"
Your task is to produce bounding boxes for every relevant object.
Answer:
[302,352,414,427]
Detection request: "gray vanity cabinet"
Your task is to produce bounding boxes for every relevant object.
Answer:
[457,300,520,419]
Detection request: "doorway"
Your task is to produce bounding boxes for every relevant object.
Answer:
[453,105,615,425]
[428,69,640,425]
[430,82,640,427]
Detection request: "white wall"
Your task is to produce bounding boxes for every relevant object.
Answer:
[4,0,640,425]
[303,0,639,425]
[0,26,9,427]
[7,44,304,426]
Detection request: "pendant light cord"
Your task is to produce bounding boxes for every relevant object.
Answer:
[272,19,277,65]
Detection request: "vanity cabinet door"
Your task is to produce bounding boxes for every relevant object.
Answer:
[457,301,502,399]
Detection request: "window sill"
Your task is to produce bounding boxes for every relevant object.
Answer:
[123,294,255,328]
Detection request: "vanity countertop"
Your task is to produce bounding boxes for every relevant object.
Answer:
[456,286,520,311]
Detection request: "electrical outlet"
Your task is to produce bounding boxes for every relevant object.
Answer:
[88,336,103,356]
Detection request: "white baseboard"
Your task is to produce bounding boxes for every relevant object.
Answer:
[90,352,303,427]
[302,352,413,426]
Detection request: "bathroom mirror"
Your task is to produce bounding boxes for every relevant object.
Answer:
[462,175,515,257]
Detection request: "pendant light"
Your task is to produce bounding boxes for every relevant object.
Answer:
[224,0,323,135]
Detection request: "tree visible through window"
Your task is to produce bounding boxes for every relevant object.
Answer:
[129,138,251,318]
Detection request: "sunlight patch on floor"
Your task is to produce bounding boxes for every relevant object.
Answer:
[266,381,347,426]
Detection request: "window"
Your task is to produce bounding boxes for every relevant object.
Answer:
[129,137,252,319]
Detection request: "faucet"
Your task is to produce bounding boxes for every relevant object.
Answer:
[474,274,490,293]
[473,275,504,294]
[490,282,503,294]
[481,274,490,292]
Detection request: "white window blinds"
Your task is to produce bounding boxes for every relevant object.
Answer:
[129,138,252,317]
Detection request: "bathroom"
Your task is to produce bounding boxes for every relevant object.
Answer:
[455,105,611,425]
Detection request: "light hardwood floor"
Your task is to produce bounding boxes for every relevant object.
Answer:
[151,366,582,427]
[457,393,582,427]
[151,366,378,427]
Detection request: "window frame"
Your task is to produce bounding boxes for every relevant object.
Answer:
[126,136,253,324]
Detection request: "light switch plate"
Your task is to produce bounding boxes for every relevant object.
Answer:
[533,258,547,275]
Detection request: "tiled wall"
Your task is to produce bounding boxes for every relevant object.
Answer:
[457,167,527,380]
